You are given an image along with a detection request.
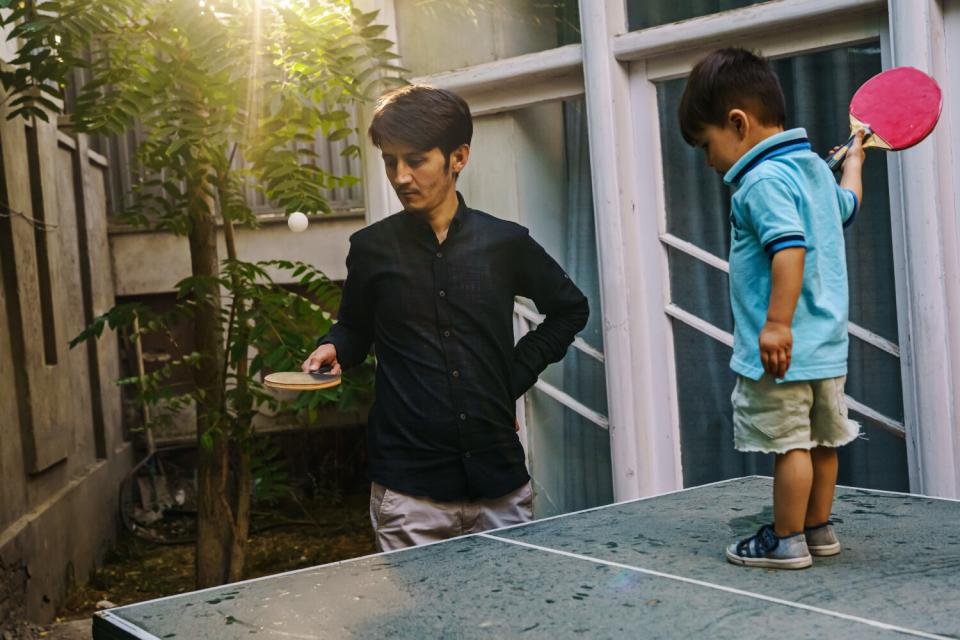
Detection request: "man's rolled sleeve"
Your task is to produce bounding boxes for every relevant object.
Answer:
[511,232,589,399]
[318,239,373,369]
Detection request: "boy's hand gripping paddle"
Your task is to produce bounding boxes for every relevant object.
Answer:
[826,66,942,170]
[264,365,341,391]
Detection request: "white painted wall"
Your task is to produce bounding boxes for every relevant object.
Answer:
[0,10,15,62]
[394,0,561,77]
[109,216,364,295]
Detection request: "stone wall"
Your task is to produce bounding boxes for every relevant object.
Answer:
[0,100,133,628]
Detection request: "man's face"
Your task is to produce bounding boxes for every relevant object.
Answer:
[694,122,747,175]
[380,139,462,213]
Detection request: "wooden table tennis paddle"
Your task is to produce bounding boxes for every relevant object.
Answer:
[826,66,942,170]
[264,365,341,391]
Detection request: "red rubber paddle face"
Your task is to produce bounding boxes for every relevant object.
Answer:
[849,67,942,150]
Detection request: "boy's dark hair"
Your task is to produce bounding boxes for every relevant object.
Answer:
[368,84,473,164]
[678,48,786,145]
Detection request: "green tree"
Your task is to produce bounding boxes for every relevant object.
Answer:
[1,0,397,587]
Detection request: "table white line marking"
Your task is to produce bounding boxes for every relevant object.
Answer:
[480,533,953,640]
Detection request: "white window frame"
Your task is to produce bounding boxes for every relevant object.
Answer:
[593,0,960,498]
[883,0,960,497]
[622,3,898,492]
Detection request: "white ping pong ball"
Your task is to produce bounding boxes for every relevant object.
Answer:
[287,211,309,233]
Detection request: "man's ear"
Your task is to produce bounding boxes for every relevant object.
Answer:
[450,144,470,177]
[728,109,749,139]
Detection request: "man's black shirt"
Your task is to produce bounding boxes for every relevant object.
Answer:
[320,193,589,501]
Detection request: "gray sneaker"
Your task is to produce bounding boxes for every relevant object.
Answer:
[804,521,841,556]
[726,524,812,569]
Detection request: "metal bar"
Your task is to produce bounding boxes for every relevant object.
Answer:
[665,303,905,436]
[659,234,901,358]
[513,302,605,363]
[847,323,901,358]
[533,379,610,430]
[665,303,734,347]
[845,395,906,438]
[660,232,729,273]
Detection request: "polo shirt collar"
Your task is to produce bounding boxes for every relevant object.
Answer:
[723,128,811,186]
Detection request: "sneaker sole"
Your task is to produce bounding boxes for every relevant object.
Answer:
[725,549,813,569]
[808,542,841,557]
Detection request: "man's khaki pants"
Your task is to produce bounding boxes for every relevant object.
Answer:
[369,481,534,552]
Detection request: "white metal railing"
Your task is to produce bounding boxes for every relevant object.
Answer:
[660,232,901,358]
[533,379,609,430]
[664,303,906,438]
[513,302,609,430]
[513,302,605,363]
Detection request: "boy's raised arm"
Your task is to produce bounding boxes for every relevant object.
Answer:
[839,129,866,204]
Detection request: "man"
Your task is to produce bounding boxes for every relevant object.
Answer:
[302,85,589,551]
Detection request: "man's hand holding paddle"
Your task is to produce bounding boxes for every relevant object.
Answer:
[259,344,343,392]
[302,343,342,377]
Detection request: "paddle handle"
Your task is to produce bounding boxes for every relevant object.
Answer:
[825,127,872,171]
[308,364,334,377]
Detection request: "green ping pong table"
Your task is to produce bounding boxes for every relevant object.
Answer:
[92,476,960,639]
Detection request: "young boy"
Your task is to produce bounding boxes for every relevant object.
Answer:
[678,48,865,569]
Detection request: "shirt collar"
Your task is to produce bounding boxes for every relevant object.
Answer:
[451,191,467,230]
[723,128,811,186]
[403,191,469,235]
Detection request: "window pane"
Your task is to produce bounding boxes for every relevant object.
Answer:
[656,42,907,491]
[395,0,580,77]
[627,0,768,32]
[459,98,612,514]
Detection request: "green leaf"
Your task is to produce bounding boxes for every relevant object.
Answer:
[327,127,353,142]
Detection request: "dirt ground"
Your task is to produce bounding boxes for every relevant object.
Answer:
[33,486,376,639]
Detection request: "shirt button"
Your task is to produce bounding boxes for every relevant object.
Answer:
[451,370,460,378]
[439,290,446,297]
[459,413,467,421]
[443,330,451,337]
[463,451,472,459]
[436,251,443,258]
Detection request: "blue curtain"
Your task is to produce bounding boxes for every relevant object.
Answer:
[555,100,613,512]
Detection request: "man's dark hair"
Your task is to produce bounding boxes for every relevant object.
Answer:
[368,85,473,164]
[678,48,786,145]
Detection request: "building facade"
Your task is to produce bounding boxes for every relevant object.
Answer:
[112,0,960,513]
[355,0,960,513]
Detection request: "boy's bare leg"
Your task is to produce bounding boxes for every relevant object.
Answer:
[805,446,838,527]
[773,449,813,537]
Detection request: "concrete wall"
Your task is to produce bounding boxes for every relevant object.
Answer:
[0,101,133,626]
[109,214,365,296]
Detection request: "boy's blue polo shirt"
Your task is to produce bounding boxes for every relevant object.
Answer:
[723,128,858,382]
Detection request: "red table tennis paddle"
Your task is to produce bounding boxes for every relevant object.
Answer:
[826,66,942,170]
